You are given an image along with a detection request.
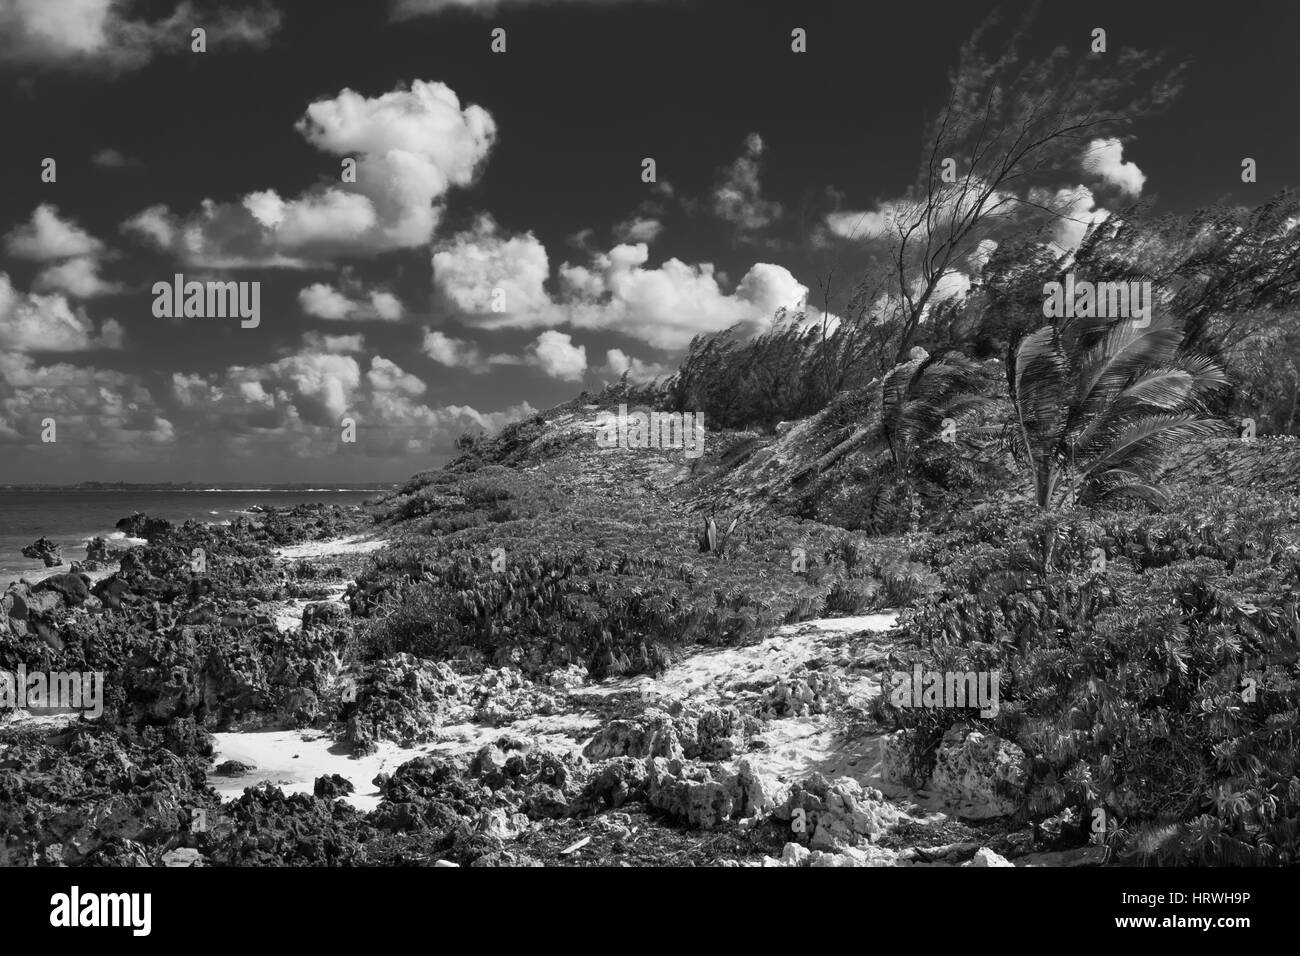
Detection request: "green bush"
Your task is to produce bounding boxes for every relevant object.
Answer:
[883,489,1300,864]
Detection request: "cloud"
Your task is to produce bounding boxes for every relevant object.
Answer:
[924,270,972,305]
[91,147,137,168]
[422,329,493,373]
[6,206,123,298]
[0,273,124,351]
[298,282,405,321]
[5,205,104,261]
[168,342,537,460]
[559,247,807,349]
[268,350,364,426]
[33,256,124,298]
[0,0,282,73]
[968,238,998,272]
[422,328,587,381]
[712,132,782,236]
[367,355,426,396]
[299,331,365,354]
[823,180,1014,245]
[824,208,896,241]
[432,214,552,317]
[0,351,171,452]
[123,80,496,267]
[392,0,655,17]
[526,330,586,381]
[1036,185,1110,252]
[600,348,669,382]
[433,217,808,349]
[1082,138,1146,199]
[613,216,664,244]
[121,204,176,249]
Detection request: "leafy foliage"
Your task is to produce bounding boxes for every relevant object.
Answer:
[1012,309,1228,507]
[886,491,1300,865]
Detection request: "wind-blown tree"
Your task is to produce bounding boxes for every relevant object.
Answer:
[1012,312,1229,508]
[849,8,1184,367]
[1224,311,1300,435]
[880,349,990,525]
[1069,194,1300,359]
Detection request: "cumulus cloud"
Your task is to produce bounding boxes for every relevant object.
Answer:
[298,282,405,321]
[422,329,493,372]
[5,205,104,261]
[0,351,171,453]
[0,273,124,351]
[34,256,123,298]
[1037,185,1110,252]
[432,214,552,317]
[123,80,496,267]
[559,247,807,349]
[168,343,536,460]
[600,348,670,383]
[432,217,808,349]
[1082,138,1146,199]
[712,132,782,237]
[422,328,587,381]
[367,355,426,396]
[121,204,177,249]
[0,0,282,73]
[526,330,585,381]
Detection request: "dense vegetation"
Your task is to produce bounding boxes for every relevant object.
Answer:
[352,11,1300,866]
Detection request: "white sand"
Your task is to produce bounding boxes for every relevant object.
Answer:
[275,536,388,560]
[588,612,901,786]
[210,729,429,812]
[210,716,599,812]
[270,583,349,633]
[209,612,906,817]
[267,535,388,631]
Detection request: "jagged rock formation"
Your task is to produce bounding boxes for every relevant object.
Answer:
[20,537,62,568]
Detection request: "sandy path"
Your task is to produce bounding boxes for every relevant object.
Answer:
[209,612,903,813]
[275,536,388,561]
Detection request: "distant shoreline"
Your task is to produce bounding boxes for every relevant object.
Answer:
[0,484,397,492]
[0,489,387,587]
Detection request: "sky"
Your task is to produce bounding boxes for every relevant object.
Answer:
[1,0,1298,483]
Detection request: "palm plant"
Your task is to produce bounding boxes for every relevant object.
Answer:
[1012,310,1229,509]
[879,349,991,527]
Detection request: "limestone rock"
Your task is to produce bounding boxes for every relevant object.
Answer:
[930,724,1027,819]
[645,757,736,829]
[161,847,204,867]
[962,847,1015,867]
[774,773,900,848]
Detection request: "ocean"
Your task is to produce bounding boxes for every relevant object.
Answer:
[0,487,389,586]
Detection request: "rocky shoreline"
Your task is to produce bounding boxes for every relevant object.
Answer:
[0,502,1100,868]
